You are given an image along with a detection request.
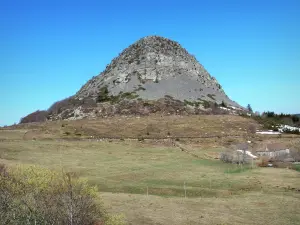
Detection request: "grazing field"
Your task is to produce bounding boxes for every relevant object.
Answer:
[1,115,260,140]
[102,191,300,225]
[1,115,300,225]
[0,137,300,225]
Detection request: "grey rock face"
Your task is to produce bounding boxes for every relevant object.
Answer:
[75,36,240,107]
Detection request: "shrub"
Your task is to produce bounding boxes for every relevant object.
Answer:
[248,124,257,135]
[220,151,234,163]
[202,100,210,109]
[97,86,110,102]
[64,131,71,135]
[183,100,194,106]
[292,164,300,172]
[137,136,144,141]
[207,94,215,100]
[220,150,253,164]
[247,104,253,113]
[48,97,83,115]
[290,148,300,162]
[221,101,227,108]
[257,157,270,167]
[0,164,120,225]
[20,110,49,124]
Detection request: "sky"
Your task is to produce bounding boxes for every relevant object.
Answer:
[0,0,299,126]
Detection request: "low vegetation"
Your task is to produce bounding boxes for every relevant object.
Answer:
[220,150,253,164]
[0,164,125,225]
[0,138,299,224]
[253,111,300,131]
[19,110,48,124]
[207,94,216,100]
[10,115,258,140]
[3,114,300,224]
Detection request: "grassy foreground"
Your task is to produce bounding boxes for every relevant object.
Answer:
[0,138,299,224]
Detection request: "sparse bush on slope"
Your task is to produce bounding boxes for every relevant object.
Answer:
[19,110,48,124]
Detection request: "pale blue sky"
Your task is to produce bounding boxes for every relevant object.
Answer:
[1,0,299,125]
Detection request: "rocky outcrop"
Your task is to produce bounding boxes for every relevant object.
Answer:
[76,36,239,107]
[20,36,244,123]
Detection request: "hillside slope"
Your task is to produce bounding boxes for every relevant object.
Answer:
[76,36,238,105]
[21,36,243,123]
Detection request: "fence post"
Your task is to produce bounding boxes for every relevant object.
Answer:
[184,182,187,198]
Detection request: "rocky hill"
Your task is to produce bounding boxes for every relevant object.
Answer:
[21,36,244,123]
[76,36,237,104]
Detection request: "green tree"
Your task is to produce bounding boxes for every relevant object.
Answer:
[247,104,253,113]
[97,86,110,102]
[221,101,227,107]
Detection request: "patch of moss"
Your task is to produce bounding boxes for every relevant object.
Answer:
[121,92,139,99]
[97,87,139,104]
[183,100,201,107]
[184,100,194,106]
[207,94,216,100]
[201,100,211,109]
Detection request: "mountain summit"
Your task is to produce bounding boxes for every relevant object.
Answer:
[21,36,243,123]
[76,35,237,105]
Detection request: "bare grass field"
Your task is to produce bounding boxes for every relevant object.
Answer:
[1,115,299,224]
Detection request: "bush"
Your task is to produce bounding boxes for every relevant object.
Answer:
[137,136,144,141]
[248,124,256,135]
[221,101,227,108]
[48,97,83,115]
[220,150,253,164]
[0,164,124,225]
[220,151,234,163]
[207,94,215,100]
[202,100,210,109]
[20,110,49,124]
[290,148,300,162]
[257,157,270,167]
[292,164,300,172]
[97,86,110,102]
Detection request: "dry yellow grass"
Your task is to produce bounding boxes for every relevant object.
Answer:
[2,115,259,140]
[1,115,300,225]
[101,190,300,225]
[0,140,299,195]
